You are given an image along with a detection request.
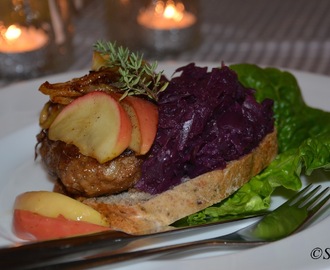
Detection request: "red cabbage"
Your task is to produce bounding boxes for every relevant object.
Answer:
[135,63,274,194]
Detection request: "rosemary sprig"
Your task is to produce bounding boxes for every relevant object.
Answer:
[93,41,168,101]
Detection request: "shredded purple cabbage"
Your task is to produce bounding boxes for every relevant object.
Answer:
[135,63,274,194]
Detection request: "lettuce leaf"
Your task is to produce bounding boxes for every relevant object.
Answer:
[231,64,330,152]
[177,64,330,226]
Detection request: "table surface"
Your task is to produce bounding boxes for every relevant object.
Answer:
[1,0,330,87]
[70,0,330,74]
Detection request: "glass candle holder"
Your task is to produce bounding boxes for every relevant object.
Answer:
[0,0,73,80]
[137,0,199,55]
[106,0,199,58]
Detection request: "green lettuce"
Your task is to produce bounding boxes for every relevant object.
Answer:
[177,64,330,226]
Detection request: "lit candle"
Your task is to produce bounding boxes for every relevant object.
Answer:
[0,24,48,53]
[137,0,198,54]
[137,0,196,30]
[0,24,49,78]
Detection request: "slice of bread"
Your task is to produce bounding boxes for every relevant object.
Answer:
[80,130,277,234]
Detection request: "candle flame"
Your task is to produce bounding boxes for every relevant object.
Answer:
[155,0,185,22]
[5,25,22,41]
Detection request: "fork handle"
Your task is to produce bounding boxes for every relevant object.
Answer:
[25,238,265,269]
[0,231,141,270]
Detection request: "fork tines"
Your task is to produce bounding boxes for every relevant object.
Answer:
[290,184,330,213]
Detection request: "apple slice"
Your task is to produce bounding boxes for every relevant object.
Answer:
[49,91,132,163]
[14,191,109,226]
[91,51,108,71]
[13,209,110,241]
[120,96,159,155]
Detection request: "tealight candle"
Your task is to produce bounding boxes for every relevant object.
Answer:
[137,0,198,54]
[137,0,196,30]
[0,24,49,78]
[0,24,48,53]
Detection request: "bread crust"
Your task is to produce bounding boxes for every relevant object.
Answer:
[81,130,277,234]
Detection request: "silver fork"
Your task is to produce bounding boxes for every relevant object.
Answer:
[3,184,330,269]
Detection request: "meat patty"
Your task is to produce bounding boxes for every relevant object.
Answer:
[37,131,143,197]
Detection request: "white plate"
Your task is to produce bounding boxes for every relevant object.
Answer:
[1,63,330,270]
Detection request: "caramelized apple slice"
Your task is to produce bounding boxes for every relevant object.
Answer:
[91,51,108,71]
[49,91,132,163]
[120,96,158,155]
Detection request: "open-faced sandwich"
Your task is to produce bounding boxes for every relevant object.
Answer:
[13,41,330,241]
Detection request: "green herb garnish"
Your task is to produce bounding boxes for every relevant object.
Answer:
[93,41,168,101]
